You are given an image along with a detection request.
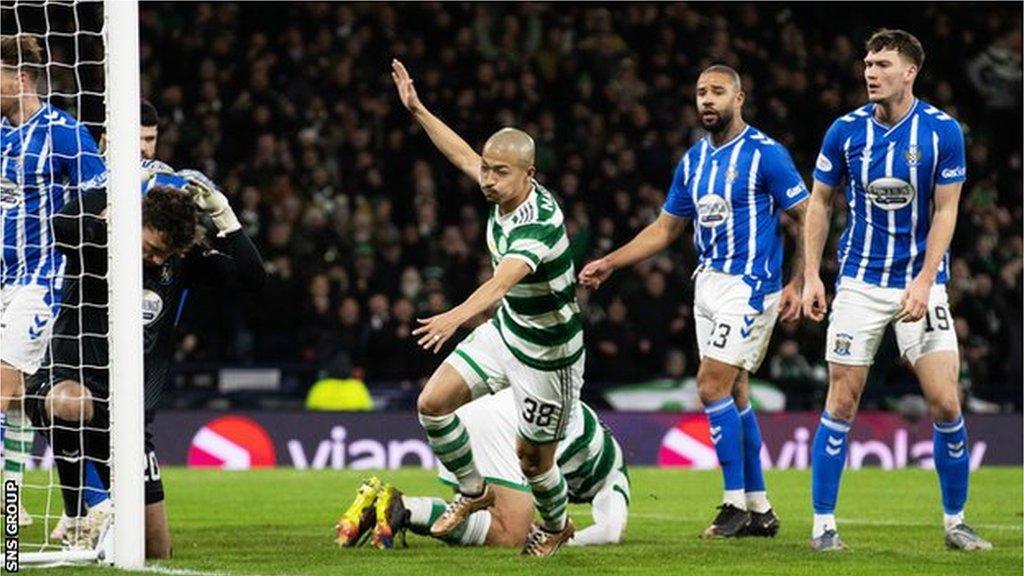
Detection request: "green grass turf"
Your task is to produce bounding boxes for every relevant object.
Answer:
[11,467,1023,575]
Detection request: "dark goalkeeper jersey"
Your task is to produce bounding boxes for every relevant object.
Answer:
[48,187,265,410]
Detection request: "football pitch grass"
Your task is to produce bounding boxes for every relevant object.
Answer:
[16,467,1023,575]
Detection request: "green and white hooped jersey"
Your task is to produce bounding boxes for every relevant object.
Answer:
[559,402,629,504]
[487,182,582,372]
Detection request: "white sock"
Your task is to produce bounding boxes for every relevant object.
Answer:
[944,511,964,532]
[442,509,492,546]
[401,496,446,533]
[460,510,492,545]
[746,491,771,514]
[723,489,746,510]
[813,513,837,538]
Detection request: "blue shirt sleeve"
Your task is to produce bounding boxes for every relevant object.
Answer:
[934,120,966,185]
[812,120,846,187]
[57,122,107,190]
[662,153,694,219]
[761,144,808,210]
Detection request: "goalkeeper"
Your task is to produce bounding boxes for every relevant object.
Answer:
[336,389,630,549]
[25,177,265,556]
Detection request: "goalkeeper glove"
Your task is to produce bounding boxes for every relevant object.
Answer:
[178,169,241,235]
[140,159,174,184]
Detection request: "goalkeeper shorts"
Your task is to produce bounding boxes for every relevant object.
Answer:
[24,371,165,505]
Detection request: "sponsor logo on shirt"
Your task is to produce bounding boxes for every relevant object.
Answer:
[866,177,916,210]
[696,194,731,228]
[0,177,21,208]
[785,182,807,199]
[142,289,164,325]
[940,166,966,180]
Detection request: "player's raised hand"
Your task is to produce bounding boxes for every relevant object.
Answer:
[779,281,802,324]
[578,258,614,290]
[897,275,930,323]
[179,169,241,234]
[802,274,827,322]
[412,311,461,354]
[391,59,421,114]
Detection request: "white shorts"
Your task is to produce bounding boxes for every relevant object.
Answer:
[0,284,57,375]
[693,270,780,372]
[826,277,958,366]
[445,320,583,443]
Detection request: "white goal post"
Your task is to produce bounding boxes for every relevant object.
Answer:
[7,0,144,569]
[105,0,144,569]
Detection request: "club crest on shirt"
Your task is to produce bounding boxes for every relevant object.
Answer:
[904,145,921,167]
[696,194,731,228]
[833,332,853,357]
[497,234,508,254]
[725,167,739,183]
[866,177,916,211]
[160,262,175,285]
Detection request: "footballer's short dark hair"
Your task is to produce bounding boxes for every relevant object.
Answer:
[141,99,159,128]
[866,29,925,69]
[142,186,199,254]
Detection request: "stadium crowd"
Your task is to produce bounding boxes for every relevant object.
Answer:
[138,3,1022,409]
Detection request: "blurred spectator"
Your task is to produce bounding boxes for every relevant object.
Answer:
[133,3,1020,408]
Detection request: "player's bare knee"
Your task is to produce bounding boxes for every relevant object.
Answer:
[696,374,731,405]
[826,367,865,420]
[697,361,737,404]
[928,393,962,422]
[45,380,94,422]
[416,390,453,417]
[516,444,550,478]
[0,363,25,410]
[826,386,860,421]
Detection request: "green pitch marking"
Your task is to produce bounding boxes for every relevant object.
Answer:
[14,467,1023,575]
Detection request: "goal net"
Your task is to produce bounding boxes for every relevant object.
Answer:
[1,0,143,568]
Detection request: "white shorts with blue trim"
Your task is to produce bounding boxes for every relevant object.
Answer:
[0,284,57,375]
[694,269,780,372]
[825,277,958,366]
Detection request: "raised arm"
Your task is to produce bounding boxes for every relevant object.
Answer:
[578,211,687,290]
[412,258,532,353]
[801,180,838,322]
[392,59,481,183]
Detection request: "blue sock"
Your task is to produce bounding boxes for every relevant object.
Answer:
[1,411,6,446]
[82,461,110,507]
[705,397,744,491]
[811,411,851,514]
[739,406,766,493]
[933,416,969,515]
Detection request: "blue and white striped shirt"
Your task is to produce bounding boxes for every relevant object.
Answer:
[813,100,966,289]
[1,104,107,288]
[663,125,808,309]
